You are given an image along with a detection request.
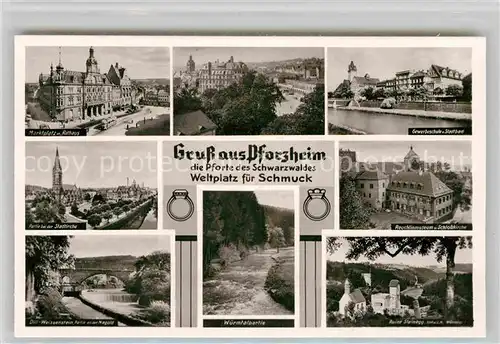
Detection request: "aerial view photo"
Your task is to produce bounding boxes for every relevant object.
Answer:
[173,47,324,136]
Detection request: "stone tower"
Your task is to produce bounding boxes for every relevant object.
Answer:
[52,147,63,203]
[348,61,357,82]
[344,278,351,295]
[404,146,421,172]
[86,46,100,74]
[186,55,195,73]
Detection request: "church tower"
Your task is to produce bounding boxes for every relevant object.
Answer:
[344,279,351,295]
[404,146,421,172]
[186,55,195,73]
[86,46,100,74]
[52,147,63,203]
[348,61,357,82]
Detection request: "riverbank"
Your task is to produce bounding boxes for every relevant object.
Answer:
[339,106,472,121]
[328,123,366,135]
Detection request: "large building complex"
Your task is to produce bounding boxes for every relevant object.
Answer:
[36,47,135,121]
[198,56,249,93]
[333,60,465,100]
[342,146,455,223]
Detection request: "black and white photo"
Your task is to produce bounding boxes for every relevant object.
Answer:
[173,47,324,136]
[339,141,472,230]
[25,46,171,136]
[25,234,172,327]
[203,190,295,320]
[326,236,473,327]
[327,48,472,135]
[25,142,158,230]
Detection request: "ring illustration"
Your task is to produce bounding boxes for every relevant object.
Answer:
[166,189,195,222]
[303,188,331,221]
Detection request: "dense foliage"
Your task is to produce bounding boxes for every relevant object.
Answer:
[174,71,324,135]
[339,174,374,229]
[125,251,171,326]
[203,191,267,276]
[262,204,294,246]
[264,256,294,311]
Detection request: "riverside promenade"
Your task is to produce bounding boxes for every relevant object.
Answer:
[340,106,472,121]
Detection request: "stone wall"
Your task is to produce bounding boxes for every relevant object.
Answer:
[358,101,472,114]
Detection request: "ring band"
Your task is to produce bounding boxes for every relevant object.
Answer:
[166,189,194,222]
[303,188,331,221]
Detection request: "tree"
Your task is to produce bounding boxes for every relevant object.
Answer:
[333,82,354,99]
[34,201,60,223]
[445,84,463,98]
[373,88,387,100]
[461,73,472,102]
[327,236,472,319]
[102,211,113,223]
[268,227,286,253]
[434,87,444,96]
[262,84,324,135]
[25,236,73,302]
[87,214,102,228]
[58,204,66,216]
[113,207,122,217]
[70,202,79,216]
[84,193,91,202]
[339,174,373,229]
[174,87,203,115]
[360,86,375,100]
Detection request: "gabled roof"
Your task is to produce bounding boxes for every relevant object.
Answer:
[410,71,426,78]
[387,171,453,197]
[352,76,380,86]
[348,289,366,304]
[174,110,217,136]
[355,170,389,181]
[404,146,419,160]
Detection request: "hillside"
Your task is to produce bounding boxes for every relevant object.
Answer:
[261,204,294,246]
[74,255,138,270]
[326,261,444,292]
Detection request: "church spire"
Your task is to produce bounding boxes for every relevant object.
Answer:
[56,47,64,72]
[53,147,62,171]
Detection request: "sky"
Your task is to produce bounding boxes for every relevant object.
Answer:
[25,142,157,188]
[68,235,171,257]
[340,141,472,169]
[327,47,472,92]
[254,190,294,210]
[173,47,324,70]
[25,46,170,83]
[327,238,472,267]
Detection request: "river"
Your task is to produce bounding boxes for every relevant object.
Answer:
[61,295,126,326]
[203,247,294,316]
[328,109,471,135]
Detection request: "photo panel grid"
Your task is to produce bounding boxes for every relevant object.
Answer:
[201,189,296,328]
[25,233,173,327]
[324,235,474,328]
[25,46,171,137]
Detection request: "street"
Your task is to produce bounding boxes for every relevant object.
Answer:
[88,106,168,136]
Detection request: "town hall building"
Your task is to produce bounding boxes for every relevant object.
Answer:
[37,47,135,121]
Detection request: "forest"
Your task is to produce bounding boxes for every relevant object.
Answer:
[203,191,294,277]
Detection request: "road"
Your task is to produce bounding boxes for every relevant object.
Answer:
[61,296,126,326]
[88,106,168,136]
[203,247,294,315]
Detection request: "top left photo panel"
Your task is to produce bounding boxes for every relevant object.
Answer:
[24,46,171,137]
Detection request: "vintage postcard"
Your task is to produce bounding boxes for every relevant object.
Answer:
[14,36,485,338]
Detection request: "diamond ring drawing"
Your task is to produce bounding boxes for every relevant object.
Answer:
[303,188,331,221]
[166,189,194,222]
